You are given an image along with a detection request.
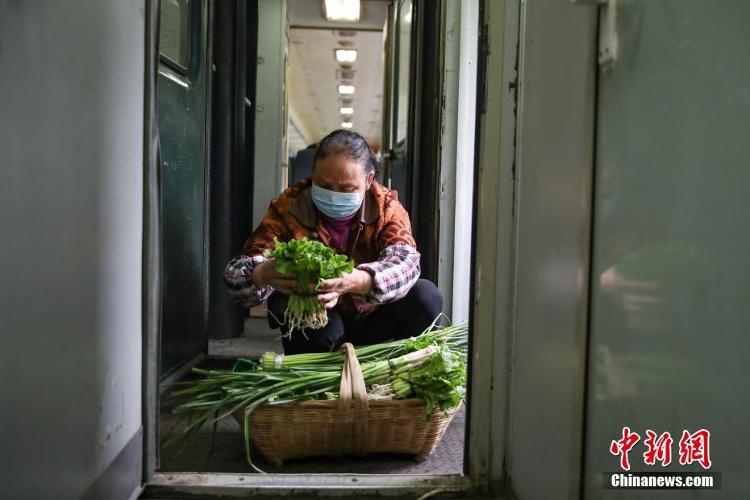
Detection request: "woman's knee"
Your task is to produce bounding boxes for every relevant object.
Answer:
[407,279,443,318]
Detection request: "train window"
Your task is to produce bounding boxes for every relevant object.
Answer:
[159,0,191,72]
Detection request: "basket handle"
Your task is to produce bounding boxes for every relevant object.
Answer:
[337,342,370,455]
[337,343,369,409]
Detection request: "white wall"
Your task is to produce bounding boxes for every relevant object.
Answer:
[442,0,478,324]
[0,1,144,498]
[450,0,479,324]
[254,0,289,227]
[436,0,460,318]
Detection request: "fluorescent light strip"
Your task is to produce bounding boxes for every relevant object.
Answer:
[324,0,361,22]
[335,49,357,63]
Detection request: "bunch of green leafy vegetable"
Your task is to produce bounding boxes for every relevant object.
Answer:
[263,237,354,334]
[387,344,466,416]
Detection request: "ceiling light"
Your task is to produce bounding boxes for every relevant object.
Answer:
[335,49,358,63]
[340,107,354,115]
[341,122,353,129]
[324,0,361,22]
[338,84,355,95]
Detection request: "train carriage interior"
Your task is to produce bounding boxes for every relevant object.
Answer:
[156,0,474,475]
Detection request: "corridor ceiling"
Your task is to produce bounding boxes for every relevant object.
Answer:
[286,0,387,152]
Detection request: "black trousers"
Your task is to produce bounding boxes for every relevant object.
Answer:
[266,279,443,355]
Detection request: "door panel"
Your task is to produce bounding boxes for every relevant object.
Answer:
[584,1,750,497]
[157,0,209,376]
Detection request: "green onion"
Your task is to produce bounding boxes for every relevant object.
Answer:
[256,315,467,371]
[164,316,468,471]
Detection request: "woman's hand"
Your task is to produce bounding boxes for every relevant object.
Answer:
[252,260,298,295]
[317,269,373,310]
[316,291,340,310]
[317,269,373,308]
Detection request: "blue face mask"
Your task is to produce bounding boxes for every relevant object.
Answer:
[311,183,362,219]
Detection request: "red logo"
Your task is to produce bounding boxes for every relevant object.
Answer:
[643,430,673,467]
[611,427,711,470]
[678,429,712,470]
[610,427,641,471]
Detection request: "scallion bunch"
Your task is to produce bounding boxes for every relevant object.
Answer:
[164,319,468,470]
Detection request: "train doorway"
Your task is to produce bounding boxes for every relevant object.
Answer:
[148,0,481,493]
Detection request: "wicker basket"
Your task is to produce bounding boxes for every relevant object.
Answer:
[234,343,460,466]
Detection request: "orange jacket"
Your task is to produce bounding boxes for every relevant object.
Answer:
[231,178,420,317]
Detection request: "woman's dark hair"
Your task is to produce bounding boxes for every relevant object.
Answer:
[313,129,381,177]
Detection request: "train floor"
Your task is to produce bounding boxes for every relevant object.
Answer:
[158,318,465,474]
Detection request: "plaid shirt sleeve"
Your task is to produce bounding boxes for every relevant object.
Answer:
[223,254,274,308]
[356,244,421,304]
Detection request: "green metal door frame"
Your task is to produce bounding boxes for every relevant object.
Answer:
[142,0,161,481]
[497,1,598,498]
[156,0,211,380]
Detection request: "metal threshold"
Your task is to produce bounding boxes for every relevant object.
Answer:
[143,472,474,498]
